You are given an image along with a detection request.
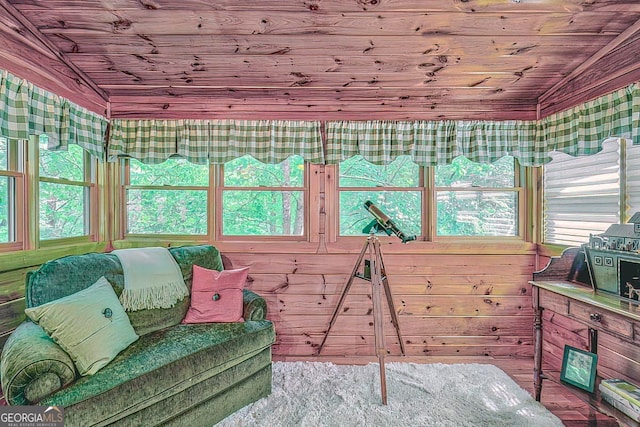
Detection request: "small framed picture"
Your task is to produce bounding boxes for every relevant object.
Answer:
[560,345,598,392]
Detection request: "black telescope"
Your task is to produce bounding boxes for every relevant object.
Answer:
[363,200,416,243]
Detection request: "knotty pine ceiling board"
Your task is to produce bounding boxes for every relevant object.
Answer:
[6,0,640,120]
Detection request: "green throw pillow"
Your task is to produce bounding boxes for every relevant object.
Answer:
[25,276,139,376]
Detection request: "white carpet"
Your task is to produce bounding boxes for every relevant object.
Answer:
[217,361,564,427]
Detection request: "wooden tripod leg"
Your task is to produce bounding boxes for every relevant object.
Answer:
[317,239,370,355]
[376,246,406,356]
[370,238,388,405]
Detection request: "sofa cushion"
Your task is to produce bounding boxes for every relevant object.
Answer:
[25,245,225,337]
[26,253,123,307]
[40,320,275,425]
[169,245,225,281]
[25,277,139,376]
[0,322,76,405]
[183,266,248,323]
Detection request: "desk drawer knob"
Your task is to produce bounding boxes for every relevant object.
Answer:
[590,313,602,322]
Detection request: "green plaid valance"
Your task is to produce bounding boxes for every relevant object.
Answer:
[325,120,543,166]
[0,70,108,159]
[326,83,640,166]
[110,84,640,167]
[108,119,324,164]
[108,119,210,164]
[539,83,640,157]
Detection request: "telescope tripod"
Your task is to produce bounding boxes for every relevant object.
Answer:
[318,233,405,405]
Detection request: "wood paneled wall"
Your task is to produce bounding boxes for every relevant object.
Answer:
[222,242,537,359]
[0,241,537,360]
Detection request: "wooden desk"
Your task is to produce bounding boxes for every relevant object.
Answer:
[531,280,640,397]
[531,248,640,424]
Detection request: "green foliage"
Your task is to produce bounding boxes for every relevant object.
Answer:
[435,155,515,187]
[5,142,521,240]
[223,191,303,235]
[222,156,304,236]
[39,144,88,240]
[0,139,7,242]
[436,191,517,236]
[39,142,84,181]
[39,183,86,239]
[339,156,421,236]
[0,176,8,243]
[127,159,208,234]
[127,189,207,234]
[0,138,7,170]
[130,158,208,186]
[340,155,419,187]
[435,156,518,236]
[127,156,305,236]
[340,191,421,237]
[340,155,518,237]
[224,155,304,187]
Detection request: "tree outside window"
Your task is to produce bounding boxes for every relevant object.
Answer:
[125,158,209,235]
[220,155,305,237]
[435,156,519,237]
[338,155,519,239]
[0,138,10,243]
[39,139,92,240]
[338,155,422,238]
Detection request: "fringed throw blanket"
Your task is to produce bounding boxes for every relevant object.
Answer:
[113,247,189,311]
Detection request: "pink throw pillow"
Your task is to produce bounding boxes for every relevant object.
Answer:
[182,265,249,323]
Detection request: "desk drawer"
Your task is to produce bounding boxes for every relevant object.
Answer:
[569,300,633,338]
[539,289,569,314]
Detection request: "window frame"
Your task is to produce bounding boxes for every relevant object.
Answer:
[37,141,97,246]
[432,157,525,240]
[215,157,310,241]
[335,156,525,242]
[335,156,427,241]
[119,158,212,240]
[0,139,25,251]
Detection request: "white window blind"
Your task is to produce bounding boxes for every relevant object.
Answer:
[543,138,621,246]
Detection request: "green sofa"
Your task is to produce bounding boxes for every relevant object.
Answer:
[0,245,275,426]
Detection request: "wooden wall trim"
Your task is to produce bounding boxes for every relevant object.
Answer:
[107,98,538,121]
[0,0,107,115]
[0,242,106,272]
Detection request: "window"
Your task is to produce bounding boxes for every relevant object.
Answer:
[0,138,23,246]
[38,139,94,240]
[435,156,520,237]
[626,143,640,215]
[544,138,639,245]
[337,155,520,240]
[0,138,10,243]
[338,155,422,237]
[124,158,209,235]
[219,155,305,237]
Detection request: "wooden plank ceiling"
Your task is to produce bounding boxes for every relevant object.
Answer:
[3,0,640,120]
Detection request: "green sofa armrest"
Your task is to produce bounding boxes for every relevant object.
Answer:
[243,289,268,321]
[1,322,77,405]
